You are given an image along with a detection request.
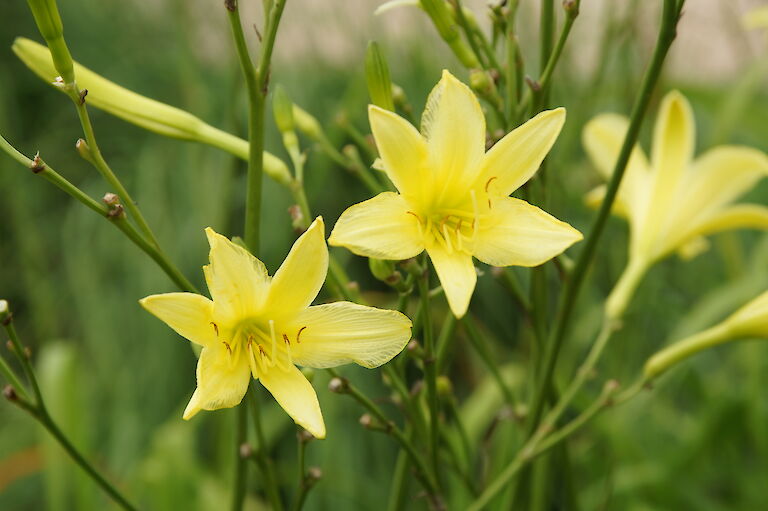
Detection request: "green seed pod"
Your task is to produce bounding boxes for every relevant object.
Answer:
[273,85,295,133]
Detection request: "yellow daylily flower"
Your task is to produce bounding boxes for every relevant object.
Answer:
[583,90,768,319]
[140,218,412,438]
[329,70,582,317]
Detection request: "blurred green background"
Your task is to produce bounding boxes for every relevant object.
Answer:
[2,0,768,509]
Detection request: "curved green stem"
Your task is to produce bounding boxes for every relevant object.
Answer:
[524,0,682,442]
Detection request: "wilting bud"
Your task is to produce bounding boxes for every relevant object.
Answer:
[365,41,395,111]
[644,290,768,379]
[273,85,295,133]
[12,37,292,186]
[25,0,74,83]
[328,376,348,394]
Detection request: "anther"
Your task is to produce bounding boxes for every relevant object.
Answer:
[296,326,306,344]
[222,341,232,355]
[485,176,498,192]
[210,322,219,337]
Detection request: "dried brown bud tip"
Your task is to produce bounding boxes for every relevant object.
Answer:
[298,429,314,443]
[107,204,125,219]
[359,414,373,428]
[224,0,236,11]
[24,347,32,359]
[30,153,45,174]
[2,385,17,402]
[78,89,88,105]
[307,466,323,481]
[328,377,348,394]
[102,193,120,206]
[525,76,541,92]
[239,442,253,459]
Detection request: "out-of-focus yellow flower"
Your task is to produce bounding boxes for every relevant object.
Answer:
[744,6,768,31]
[140,218,411,438]
[584,91,768,319]
[329,70,582,318]
[644,289,768,379]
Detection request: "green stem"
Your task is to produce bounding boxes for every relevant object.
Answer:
[417,265,440,486]
[326,369,440,499]
[386,445,410,511]
[462,315,516,407]
[643,324,732,380]
[434,314,458,374]
[469,381,623,510]
[247,386,285,511]
[231,403,248,511]
[0,353,30,402]
[290,431,310,511]
[70,94,159,248]
[524,0,681,442]
[3,315,137,510]
[0,135,197,293]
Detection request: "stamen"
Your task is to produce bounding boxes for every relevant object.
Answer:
[485,176,498,193]
[268,320,277,368]
[257,345,270,373]
[210,322,219,337]
[296,326,306,344]
[442,223,453,253]
[455,219,464,252]
[282,334,293,367]
[222,341,232,355]
[247,340,259,377]
[407,211,424,237]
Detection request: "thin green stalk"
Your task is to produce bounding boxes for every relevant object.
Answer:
[290,430,315,511]
[452,0,487,69]
[435,314,458,374]
[0,136,197,292]
[416,266,440,485]
[0,354,30,402]
[70,95,159,248]
[247,386,285,511]
[469,381,623,510]
[326,369,440,499]
[386,445,410,511]
[3,314,137,511]
[462,315,516,407]
[515,0,581,120]
[231,402,248,511]
[524,0,682,441]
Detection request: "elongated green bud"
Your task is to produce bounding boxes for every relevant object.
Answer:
[25,0,74,83]
[644,290,768,379]
[12,37,292,186]
[420,0,480,68]
[292,105,322,141]
[365,41,395,111]
[273,85,295,133]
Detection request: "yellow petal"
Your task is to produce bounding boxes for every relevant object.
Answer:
[183,345,250,420]
[139,293,217,347]
[672,146,768,226]
[584,184,631,219]
[205,228,270,322]
[648,90,695,208]
[676,236,710,261]
[478,108,565,196]
[422,70,485,186]
[473,197,582,267]
[259,364,325,438]
[328,192,425,260]
[427,246,476,318]
[287,302,412,369]
[686,204,768,241]
[581,113,650,223]
[368,105,429,199]
[267,217,328,315]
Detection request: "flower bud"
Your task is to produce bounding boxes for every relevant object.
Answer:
[272,85,295,133]
[293,105,322,141]
[12,37,292,186]
[25,0,74,83]
[469,69,492,94]
[644,290,768,379]
[369,258,396,282]
[365,41,395,111]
